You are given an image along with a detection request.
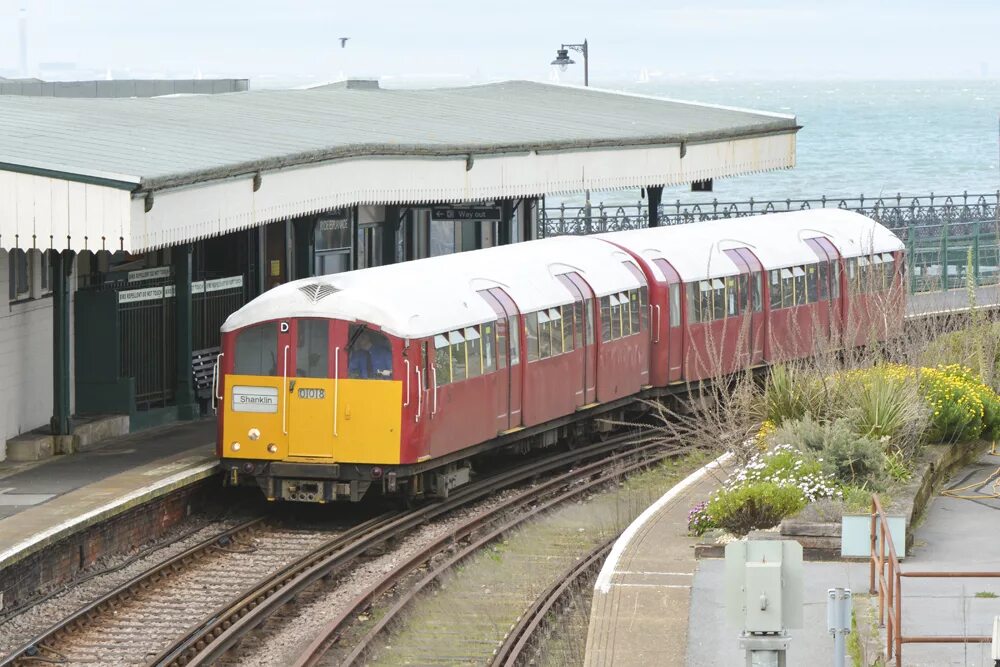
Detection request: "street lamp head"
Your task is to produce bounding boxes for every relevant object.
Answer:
[551,48,575,71]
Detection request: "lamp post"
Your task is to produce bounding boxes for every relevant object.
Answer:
[551,39,591,231]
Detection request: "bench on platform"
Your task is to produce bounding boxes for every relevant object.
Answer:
[192,347,220,414]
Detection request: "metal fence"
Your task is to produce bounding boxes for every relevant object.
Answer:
[541,192,1000,293]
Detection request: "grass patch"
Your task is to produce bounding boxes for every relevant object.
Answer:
[974,591,998,598]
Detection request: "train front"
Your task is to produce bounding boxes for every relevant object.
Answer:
[216,282,410,502]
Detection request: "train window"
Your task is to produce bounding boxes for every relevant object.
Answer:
[780,269,794,309]
[712,279,725,320]
[509,316,521,365]
[769,271,781,310]
[585,300,595,345]
[572,301,584,349]
[883,254,895,289]
[526,312,540,361]
[482,322,497,374]
[234,323,279,376]
[600,296,612,342]
[558,307,573,352]
[737,274,749,313]
[669,284,680,327]
[449,330,467,381]
[726,276,738,317]
[687,283,699,323]
[639,286,649,331]
[752,272,762,312]
[610,294,623,339]
[832,261,841,298]
[347,326,392,380]
[793,267,807,306]
[465,327,483,379]
[537,310,552,358]
[547,307,564,355]
[806,265,819,303]
[697,281,711,323]
[495,320,507,370]
[296,319,329,378]
[434,334,451,386]
[817,262,829,300]
[628,290,640,334]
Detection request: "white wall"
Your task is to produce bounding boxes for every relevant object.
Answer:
[0,251,75,461]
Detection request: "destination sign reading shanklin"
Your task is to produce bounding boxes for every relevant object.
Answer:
[232,385,279,413]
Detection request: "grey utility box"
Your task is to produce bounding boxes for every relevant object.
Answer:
[725,540,804,632]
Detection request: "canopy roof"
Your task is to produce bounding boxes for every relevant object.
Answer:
[0,80,798,252]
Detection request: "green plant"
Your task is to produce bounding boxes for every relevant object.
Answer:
[840,485,874,513]
[882,449,912,483]
[919,366,985,443]
[974,591,998,599]
[706,482,806,536]
[836,365,924,440]
[761,364,828,426]
[821,430,886,489]
[768,413,827,452]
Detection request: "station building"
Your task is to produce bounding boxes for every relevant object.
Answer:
[0,79,798,460]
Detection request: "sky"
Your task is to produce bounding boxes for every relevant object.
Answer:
[1,0,999,85]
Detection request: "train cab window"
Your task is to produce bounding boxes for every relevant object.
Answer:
[669,284,681,327]
[525,312,540,362]
[482,322,497,374]
[296,319,329,378]
[465,327,483,379]
[434,334,452,385]
[347,326,393,380]
[234,322,279,376]
[449,330,467,381]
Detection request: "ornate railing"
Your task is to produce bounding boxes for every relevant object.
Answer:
[541,191,1000,237]
[541,192,1000,293]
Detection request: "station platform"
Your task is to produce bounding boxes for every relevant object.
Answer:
[908,283,1000,317]
[0,419,217,573]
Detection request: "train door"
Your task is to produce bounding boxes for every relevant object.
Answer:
[805,238,840,349]
[726,248,766,366]
[652,259,684,382]
[556,274,589,408]
[477,288,523,432]
[562,272,597,405]
[287,318,339,459]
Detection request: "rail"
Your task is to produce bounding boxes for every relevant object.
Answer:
[869,493,1000,666]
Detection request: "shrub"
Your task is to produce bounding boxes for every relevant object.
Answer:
[821,430,886,489]
[918,366,984,443]
[761,364,828,426]
[834,365,925,441]
[707,482,806,536]
[936,364,1000,440]
[726,444,839,502]
[768,414,828,452]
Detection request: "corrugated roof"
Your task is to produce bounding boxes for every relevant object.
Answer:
[0,80,797,191]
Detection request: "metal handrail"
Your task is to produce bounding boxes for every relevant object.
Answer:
[869,493,999,666]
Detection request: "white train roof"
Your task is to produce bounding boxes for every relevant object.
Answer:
[222,235,644,339]
[597,208,903,282]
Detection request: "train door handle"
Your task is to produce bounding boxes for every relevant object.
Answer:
[415,367,423,422]
[431,367,438,417]
[212,352,224,414]
[404,359,411,407]
[282,345,289,435]
[334,347,340,437]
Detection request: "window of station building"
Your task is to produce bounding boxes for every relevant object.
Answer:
[234,322,279,376]
[8,249,30,301]
[314,213,352,276]
[296,319,329,378]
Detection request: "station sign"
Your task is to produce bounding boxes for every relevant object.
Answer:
[431,206,501,222]
[117,275,244,303]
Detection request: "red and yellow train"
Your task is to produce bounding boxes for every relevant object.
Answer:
[216,209,905,503]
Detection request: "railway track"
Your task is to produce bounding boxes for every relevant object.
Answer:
[290,437,680,666]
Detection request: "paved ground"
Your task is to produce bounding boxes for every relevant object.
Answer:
[908,283,1000,317]
[0,419,216,520]
[686,448,1000,666]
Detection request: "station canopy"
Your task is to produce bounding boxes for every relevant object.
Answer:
[0,80,798,253]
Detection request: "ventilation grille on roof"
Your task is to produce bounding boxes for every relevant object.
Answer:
[297,283,339,302]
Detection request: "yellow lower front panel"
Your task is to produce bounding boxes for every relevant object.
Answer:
[222,374,402,466]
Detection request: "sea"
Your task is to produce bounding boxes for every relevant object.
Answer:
[559,79,1000,208]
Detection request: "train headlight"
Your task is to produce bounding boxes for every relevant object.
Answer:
[371,466,383,479]
[231,442,241,452]
[267,443,278,453]
[248,428,261,441]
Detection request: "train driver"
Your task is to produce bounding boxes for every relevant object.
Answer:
[348,329,393,380]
